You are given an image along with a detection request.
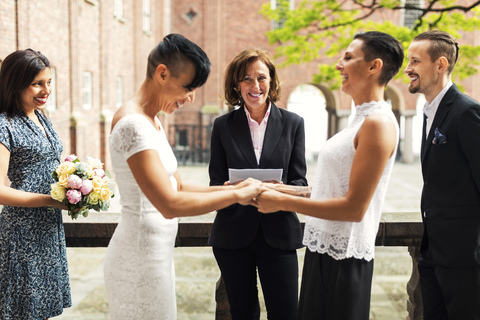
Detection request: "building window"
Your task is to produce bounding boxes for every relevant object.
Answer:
[82,71,93,110]
[271,0,294,30]
[403,0,423,28]
[46,67,57,112]
[115,76,123,108]
[176,129,188,149]
[143,0,151,32]
[114,0,124,18]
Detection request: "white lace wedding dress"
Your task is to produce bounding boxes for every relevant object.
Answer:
[104,114,179,320]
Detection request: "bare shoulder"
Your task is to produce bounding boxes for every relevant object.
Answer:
[362,113,396,135]
[111,103,137,132]
[355,113,397,153]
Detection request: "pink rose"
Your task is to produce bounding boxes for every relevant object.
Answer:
[64,154,77,162]
[80,179,94,195]
[68,175,83,189]
[93,168,106,178]
[66,189,82,204]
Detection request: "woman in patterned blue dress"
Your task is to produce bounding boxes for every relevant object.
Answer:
[0,49,72,319]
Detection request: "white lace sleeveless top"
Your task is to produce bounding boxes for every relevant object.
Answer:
[303,101,399,261]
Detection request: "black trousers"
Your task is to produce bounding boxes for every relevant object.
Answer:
[418,262,480,320]
[297,249,374,320]
[213,229,299,320]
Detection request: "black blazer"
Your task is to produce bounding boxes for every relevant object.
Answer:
[420,84,480,267]
[208,103,307,251]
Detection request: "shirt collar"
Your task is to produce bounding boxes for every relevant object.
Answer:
[423,80,453,119]
[244,102,271,125]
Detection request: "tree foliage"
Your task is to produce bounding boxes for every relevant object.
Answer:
[261,0,480,89]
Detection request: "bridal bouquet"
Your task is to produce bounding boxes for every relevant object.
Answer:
[50,154,114,220]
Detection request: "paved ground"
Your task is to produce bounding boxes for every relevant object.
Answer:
[51,159,424,320]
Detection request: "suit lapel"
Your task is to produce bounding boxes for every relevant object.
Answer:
[421,85,456,163]
[259,104,285,168]
[229,106,259,168]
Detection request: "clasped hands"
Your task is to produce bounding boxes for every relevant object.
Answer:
[227,178,286,213]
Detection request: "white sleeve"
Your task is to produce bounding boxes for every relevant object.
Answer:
[110,115,156,160]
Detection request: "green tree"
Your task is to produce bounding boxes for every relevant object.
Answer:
[261,0,480,89]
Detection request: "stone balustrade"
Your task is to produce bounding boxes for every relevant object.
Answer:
[63,212,424,320]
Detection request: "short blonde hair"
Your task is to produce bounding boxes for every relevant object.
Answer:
[223,49,282,108]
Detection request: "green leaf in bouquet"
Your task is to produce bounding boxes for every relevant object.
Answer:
[91,203,101,212]
[51,171,58,181]
[100,200,110,212]
[70,211,80,220]
[75,163,89,178]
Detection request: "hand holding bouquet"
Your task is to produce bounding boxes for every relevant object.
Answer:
[50,154,114,219]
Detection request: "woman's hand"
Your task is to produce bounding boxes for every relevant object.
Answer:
[261,181,282,191]
[46,196,68,210]
[254,189,284,213]
[234,178,263,206]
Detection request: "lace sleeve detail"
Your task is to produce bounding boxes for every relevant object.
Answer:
[110,115,155,160]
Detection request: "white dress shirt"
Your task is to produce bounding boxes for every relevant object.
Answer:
[244,103,271,164]
[423,80,453,138]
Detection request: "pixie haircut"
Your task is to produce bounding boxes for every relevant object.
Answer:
[146,33,211,91]
[224,49,281,108]
[413,30,458,75]
[354,31,404,86]
[0,49,51,117]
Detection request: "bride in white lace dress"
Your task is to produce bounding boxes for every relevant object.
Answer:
[254,32,404,320]
[103,34,262,320]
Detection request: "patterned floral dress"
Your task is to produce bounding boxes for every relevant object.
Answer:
[0,111,71,320]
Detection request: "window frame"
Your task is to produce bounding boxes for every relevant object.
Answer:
[82,71,93,110]
[114,0,124,19]
[270,0,294,30]
[143,0,151,32]
[115,76,123,108]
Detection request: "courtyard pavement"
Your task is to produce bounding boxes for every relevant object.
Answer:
[51,159,424,320]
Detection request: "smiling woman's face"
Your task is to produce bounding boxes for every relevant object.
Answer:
[238,59,271,113]
[20,68,52,116]
[160,61,197,114]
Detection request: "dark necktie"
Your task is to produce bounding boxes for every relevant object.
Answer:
[421,113,427,158]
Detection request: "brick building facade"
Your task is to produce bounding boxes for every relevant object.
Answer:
[1,0,479,168]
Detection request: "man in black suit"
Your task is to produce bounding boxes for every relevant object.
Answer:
[405,30,480,319]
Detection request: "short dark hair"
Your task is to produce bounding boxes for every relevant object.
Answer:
[354,31,404,86]
[0,49,51,117]
[223,48,281,108]
[146,33,211,91]
[413,30,458,75]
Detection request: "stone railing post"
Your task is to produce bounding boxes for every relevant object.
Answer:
[406,245,423,320]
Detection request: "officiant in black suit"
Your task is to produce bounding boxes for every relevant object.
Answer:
[208,48,307,320]
[405,30,480,320]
